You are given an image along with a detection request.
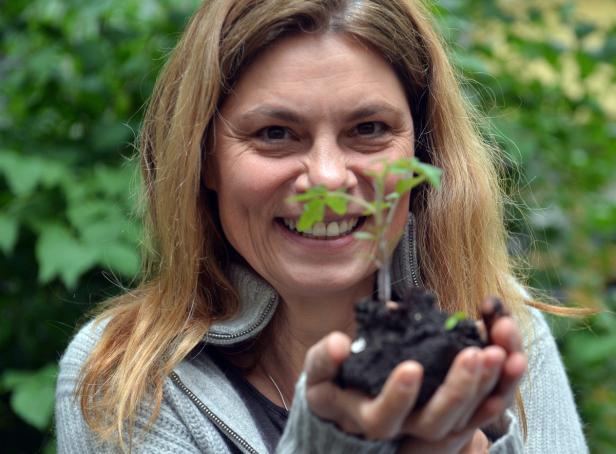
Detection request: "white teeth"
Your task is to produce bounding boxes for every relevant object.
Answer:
[326,222,340,236]
[313,222,326,236]
[282,217,360,238]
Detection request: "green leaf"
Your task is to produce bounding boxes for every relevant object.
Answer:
[297,199,325,231]
[287,185,327,203]
[0,151,68,197]
[100,242,141,277]
[0,214,19,254]
[1,364,57,431]
[0,151,46,197]
[324,194,348,215]
[35,224,97,288]
[416,162,443,189]
[444,311,467,331]
[353,231,375,241]
[395,176,423,195]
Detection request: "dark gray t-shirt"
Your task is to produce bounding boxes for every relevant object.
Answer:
[211,348,289,452]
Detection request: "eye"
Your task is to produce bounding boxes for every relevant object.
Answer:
[353,121,389,136]
[257,125,293,141]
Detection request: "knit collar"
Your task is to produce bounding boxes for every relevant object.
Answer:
[205,213,421,346]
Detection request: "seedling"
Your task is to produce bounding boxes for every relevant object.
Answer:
[289,156,442,304]
[444,311,468,331]
[290,157,499,405]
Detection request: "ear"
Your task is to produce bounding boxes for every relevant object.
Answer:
[201,126,219,191]
[202,153,218,192]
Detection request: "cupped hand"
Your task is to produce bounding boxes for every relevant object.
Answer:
[303,309,527,453]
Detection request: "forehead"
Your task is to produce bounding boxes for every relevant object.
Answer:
[220,32,410,115]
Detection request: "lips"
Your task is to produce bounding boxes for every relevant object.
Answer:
[279,217,364,238]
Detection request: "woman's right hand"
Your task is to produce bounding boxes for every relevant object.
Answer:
[303,314,526,453]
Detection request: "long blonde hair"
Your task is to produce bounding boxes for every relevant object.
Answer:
[79,0,552,446]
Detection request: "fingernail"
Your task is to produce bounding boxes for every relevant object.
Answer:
[398,366,417,390]
[466,350,479,373]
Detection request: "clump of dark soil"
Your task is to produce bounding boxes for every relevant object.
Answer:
[336,288,504,408]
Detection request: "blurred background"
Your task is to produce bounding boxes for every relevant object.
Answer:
[0,0,614,452]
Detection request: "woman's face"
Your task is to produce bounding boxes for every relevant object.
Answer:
[208,32,414,302]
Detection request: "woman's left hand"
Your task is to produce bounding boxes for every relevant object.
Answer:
[403,315,526,437]
[398,428,490,453]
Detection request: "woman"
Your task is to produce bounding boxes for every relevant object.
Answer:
[55,1,588,452]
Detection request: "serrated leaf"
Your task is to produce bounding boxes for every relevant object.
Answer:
[0,150,68,197]
[389,161,413,174]
[353,231,375,241]
[0,151,46,196]
[35,224,97,288]
[395,176,423,195]
[362,206,375,215]
[100,242,140,277]
[0,214,19,254]
[297,199,325,231]
[288,193,317,203]
[444,311,467,331]
[287,185,327,204]
[324,194,348,215]
[416,162,442,189]
[2,364,57,430]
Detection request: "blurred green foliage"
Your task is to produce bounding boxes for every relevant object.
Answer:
[0,0,614,452]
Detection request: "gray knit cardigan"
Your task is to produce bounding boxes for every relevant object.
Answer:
[55,218,589,453]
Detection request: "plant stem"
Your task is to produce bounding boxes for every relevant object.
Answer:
[331,192,375,214]
[377,255,392,303]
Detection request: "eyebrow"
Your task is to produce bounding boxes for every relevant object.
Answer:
[237,102,405,124]
[346,103,404,122]
[238,106,305,124]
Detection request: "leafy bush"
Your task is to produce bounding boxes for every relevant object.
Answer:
[0,1,200,451]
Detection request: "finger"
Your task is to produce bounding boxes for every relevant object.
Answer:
[398,428,475,454]
[358,361,423,439]
[490,317,523,354]
[459,429,490,454]
[454,346,505,431]
[481,297,508,331]
[403,347,482,440]
[306,380,366,433]
[494,350,527,395]
[468,352,527,427]
[305,332,351,386]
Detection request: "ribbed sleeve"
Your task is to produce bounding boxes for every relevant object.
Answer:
[55,321,204,454]
[277,373,398,454]
[516,309,589,453]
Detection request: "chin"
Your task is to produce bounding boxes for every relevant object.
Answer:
[280,267,374,299]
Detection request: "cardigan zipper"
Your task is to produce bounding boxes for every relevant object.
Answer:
[169,371,260,454]
[206,294,277,342]
[409,213,421,288]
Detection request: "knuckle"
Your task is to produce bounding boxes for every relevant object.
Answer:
[304,344,319,368]
[429,426,449,441]
[445,387,467,406]
[413,417,446,441]
[359,410,391,439]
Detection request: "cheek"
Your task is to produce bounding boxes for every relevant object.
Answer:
[391,192,411,232]
[215,154,299,219]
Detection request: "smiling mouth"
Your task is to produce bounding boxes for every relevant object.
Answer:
[278,217,367,239]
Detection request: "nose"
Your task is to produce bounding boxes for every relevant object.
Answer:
[295,141,358,193]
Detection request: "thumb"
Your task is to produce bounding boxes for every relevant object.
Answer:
[460,429,490,454]
[305,332,351,386]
